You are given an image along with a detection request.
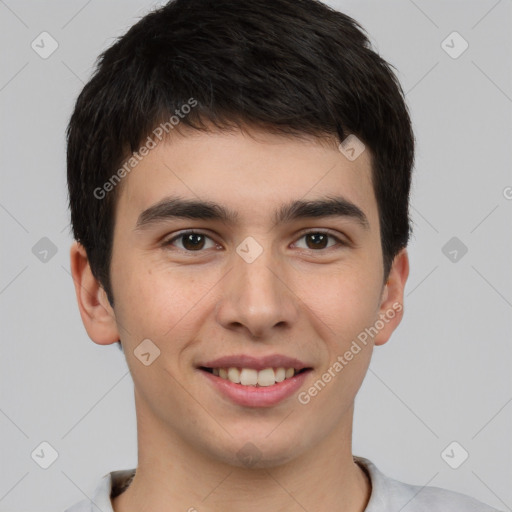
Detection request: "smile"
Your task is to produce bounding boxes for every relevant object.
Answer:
[200,366,309,387]
[198,366,313,407]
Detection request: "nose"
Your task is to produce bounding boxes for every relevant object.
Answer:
[215,246,299,339]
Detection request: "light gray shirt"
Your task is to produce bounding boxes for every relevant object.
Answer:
[64,456,503,511]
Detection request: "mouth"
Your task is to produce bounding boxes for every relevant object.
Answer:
[198,365,313,407]
[196,354,313,407]
[199,366,312,387]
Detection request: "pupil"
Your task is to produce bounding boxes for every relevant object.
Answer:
[183,233,204,250]
[307,233,327,249]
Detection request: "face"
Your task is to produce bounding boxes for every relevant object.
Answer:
[73,126,408,468]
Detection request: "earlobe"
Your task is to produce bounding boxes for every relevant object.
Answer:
[373,248,409,347]
[69,241,120,345]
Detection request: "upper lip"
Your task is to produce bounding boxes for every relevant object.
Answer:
[198,354,311,371]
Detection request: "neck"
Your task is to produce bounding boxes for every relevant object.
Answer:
[112,396,371,512]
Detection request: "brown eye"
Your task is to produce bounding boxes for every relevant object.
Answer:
[164,231,216,251]
[294,231,344,251]
[181,233,206,250]
[305,233,329,249]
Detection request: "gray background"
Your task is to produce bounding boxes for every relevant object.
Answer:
[0,1,511,511]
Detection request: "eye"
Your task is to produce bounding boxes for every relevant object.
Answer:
[293,231,345,251]
[163,230,218,251]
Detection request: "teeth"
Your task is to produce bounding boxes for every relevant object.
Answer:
[240,368,258,385]
[257,368,275,387]
[227,367,240,383]
[275,368,286,382]
[212,367,298,386]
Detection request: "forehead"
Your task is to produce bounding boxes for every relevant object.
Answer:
[116,127,377,228]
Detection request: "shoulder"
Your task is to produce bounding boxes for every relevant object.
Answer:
[354,456,504,512]
[64,469,135,512]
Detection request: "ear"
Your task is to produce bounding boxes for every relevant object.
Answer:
[69,241,120,346]
[373,248,409,347]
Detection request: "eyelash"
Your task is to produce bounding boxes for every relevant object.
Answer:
[162,229,348,253]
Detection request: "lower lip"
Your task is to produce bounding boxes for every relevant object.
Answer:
[199,369,312,408]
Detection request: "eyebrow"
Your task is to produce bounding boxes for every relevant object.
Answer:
[135,195,370,231]
[135,196,238,230]
[275,196,369,230]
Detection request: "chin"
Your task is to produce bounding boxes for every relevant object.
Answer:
[204,428,311,470]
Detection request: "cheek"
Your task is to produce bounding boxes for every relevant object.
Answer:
[294,261,382,338]
[114,256,220,343]
[297,273,377,412]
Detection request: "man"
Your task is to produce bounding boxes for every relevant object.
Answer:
[64,0,502,510]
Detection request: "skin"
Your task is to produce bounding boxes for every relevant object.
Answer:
[70,125,409,512]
